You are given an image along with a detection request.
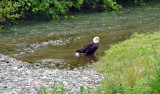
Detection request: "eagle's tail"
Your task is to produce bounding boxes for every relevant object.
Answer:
[76,49,81,52]
[75,49,83,57]
[75,52,80,57]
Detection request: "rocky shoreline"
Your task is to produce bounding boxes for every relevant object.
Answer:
[0,54,105,93]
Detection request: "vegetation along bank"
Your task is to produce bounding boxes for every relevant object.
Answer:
[0,0,154,27]
[95,32,160,93]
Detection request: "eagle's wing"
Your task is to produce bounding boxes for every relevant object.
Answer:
[76,43,94,53]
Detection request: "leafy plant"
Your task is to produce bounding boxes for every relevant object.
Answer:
[0,0,122,25]
[0,0,21,23]
[134,0,145,5]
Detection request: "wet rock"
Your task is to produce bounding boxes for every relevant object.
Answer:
[33,63,43,69]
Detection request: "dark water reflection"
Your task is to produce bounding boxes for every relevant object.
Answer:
[0,1,160,69]
[78,55,98,64]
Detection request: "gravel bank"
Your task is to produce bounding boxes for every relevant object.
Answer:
[0,54,105,93]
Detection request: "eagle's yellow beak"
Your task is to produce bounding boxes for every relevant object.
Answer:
[97,37,100,40]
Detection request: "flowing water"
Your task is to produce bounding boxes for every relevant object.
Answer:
[0,2,160,69]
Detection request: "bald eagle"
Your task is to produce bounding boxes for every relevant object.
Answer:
[75,37,100,56]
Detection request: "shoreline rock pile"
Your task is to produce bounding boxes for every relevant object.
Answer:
[0,54,104,93]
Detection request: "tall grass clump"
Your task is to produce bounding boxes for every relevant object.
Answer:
[41,81,72,94]
[41,82,100,94]
[95,32,160,93]
[148,38,160,93]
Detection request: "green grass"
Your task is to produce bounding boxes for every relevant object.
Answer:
[40,81,72,94]
[95,32,160,94]
[40,81,104,94]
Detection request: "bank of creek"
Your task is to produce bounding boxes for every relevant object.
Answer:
[0,1,160,93]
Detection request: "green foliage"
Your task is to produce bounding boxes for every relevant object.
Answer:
[148,40,160,93]
[149,67,160,93]
[41,81,105,94]
[0,0,122,25]
[134,0,145,5]
[84,0,122,10]
[41,81,72,94]
[0,25,3,29]
[0,0,21,23]
[0,0,152,28]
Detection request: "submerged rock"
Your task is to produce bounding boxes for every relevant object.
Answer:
[35,59,64,68]
[37,59,64,64]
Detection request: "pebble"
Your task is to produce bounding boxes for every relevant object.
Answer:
[0,54,105,93]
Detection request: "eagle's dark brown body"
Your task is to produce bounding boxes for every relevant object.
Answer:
[76,42,99,55]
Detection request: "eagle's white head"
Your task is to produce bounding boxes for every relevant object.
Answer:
[93,37,100,43]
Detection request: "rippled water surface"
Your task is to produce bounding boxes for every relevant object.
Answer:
[0,2,160,69]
